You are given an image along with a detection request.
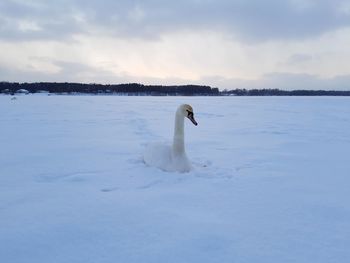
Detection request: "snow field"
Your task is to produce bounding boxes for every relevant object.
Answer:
[1,95,349,262]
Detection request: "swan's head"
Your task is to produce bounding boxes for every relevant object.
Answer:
[179,104,198,126]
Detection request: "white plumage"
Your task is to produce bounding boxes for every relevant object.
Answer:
[143,104,198,173]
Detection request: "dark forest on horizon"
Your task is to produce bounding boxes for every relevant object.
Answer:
[1,82,350,96]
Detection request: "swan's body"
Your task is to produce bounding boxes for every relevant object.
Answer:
[143,104,198,173]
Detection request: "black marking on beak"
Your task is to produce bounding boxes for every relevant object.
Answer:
[186,110,198,126]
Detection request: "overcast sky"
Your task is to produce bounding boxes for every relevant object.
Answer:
[1,0,350,90]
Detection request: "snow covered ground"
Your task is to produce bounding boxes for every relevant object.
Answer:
[1,95,349,263]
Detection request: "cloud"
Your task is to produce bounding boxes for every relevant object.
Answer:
[0,59,118,83]
[285,54,314,65]
[0,0,84,41]
[1,57,350,91]
[1,0,350,90]
[201,73,350,90]
[1,26,350,88]
[0,56,193,85]
[1,0,350,42]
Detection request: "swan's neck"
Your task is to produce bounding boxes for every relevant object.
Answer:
[172,110,185,155]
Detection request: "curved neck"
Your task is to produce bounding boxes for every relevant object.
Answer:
[172,110,185,155]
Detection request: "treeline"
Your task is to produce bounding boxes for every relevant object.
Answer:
[222,88,350,96]
[1,82,350,96]
[0,82,219,96]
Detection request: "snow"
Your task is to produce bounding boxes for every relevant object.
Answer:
[1,95,349,263]
[15,89,29,94]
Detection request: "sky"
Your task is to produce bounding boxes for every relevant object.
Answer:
[1,0,350,90]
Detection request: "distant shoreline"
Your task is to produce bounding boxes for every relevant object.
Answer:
[1,82,350,96]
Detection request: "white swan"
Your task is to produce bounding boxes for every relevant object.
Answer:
[143,104,198,173]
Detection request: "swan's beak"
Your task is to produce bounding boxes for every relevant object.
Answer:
[188,115,198,126]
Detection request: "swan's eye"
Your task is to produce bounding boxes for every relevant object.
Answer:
[186,110,193,117]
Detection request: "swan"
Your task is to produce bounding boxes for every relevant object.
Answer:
[143,104,198,173]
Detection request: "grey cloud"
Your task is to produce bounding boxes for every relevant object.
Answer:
[0,59,122,83]
[1,0,349,42]
[0,58,202,85]
[201,73,350,90]
[0,0,84,41]
[68,0,350,41]
[285,54,314,65]
[2,58,349,91]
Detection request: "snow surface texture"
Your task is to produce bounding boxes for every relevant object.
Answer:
[1,95,349,263]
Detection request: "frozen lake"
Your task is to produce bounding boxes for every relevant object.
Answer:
[1,95,349,262]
